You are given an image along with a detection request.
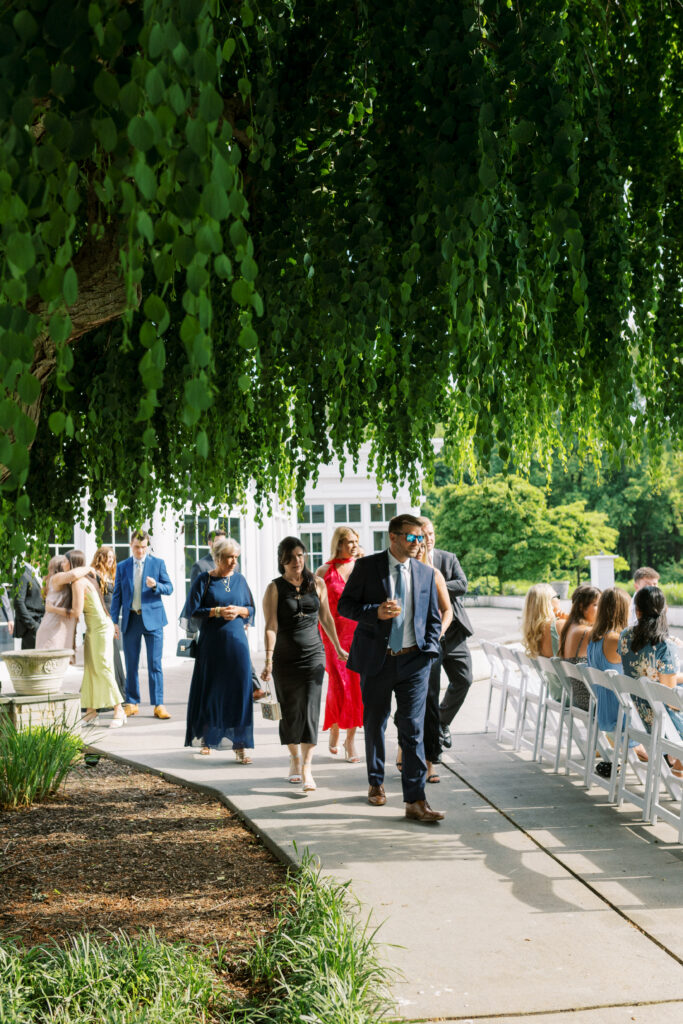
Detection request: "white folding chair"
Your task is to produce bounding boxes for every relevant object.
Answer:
[646,681,683,841]
[553,658,605,786]
[482,640,507,739]
[579,664,627,802]
[534,655,569,772]
[513,649,545,757]
[496,644,525,748]
[611,675,659,820]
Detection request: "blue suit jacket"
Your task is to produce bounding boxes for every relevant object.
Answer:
[110,555,173,633]
[337,551,441,677]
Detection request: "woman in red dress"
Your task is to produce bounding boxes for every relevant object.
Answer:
[316,527,364,762]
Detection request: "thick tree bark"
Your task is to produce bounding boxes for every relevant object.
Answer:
[1,229,138,484]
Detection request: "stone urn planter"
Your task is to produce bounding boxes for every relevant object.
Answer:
[549,580,570,600]
[1,649,74,696]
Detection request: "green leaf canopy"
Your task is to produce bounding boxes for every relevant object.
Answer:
[0,0,682,559]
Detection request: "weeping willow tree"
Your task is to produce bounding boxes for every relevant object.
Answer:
[0,0,681,562]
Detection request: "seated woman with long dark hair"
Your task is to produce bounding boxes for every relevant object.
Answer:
[619,586,683,776]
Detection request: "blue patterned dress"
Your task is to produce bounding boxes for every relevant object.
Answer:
[618,628,683,738]
[183,572,255,750]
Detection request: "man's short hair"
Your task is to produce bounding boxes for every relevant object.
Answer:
[131,529,150,543]
[634,566,659,582]
[388,513,424,535]
[209,529,228,542]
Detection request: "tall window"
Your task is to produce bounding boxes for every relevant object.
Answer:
[300,531,323,571]
[373,531,386,553]
[370,501,397,523]
[298,504,324,525]
[100,510,132,566]
[334,503,361,523]
[48,527,75,560]
[184,513,241,594]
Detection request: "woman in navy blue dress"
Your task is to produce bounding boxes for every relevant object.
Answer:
[183,538,256,762]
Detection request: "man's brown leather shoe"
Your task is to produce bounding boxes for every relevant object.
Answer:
[154,705,171,720]
[405,800,444,822]
[368,784,386,806]
[123,704,139,717]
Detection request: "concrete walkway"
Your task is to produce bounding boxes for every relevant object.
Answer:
[10,607,683,1023]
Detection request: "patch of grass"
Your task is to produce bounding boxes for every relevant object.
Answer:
[230,852,395,1024]
[0,931,223,1023]
[0,717,83,809]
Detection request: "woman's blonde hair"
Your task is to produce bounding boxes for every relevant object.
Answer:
[213,536,240,562]
[91,546,116,588]
[521,583,557,657]
[329,526,359,559]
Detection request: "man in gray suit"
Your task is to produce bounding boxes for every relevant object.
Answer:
[420,518,474,761]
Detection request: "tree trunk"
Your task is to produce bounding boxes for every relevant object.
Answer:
[2,230,138,484]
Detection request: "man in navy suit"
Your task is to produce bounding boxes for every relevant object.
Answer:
[110,530,174,719]
[338,514,444,822]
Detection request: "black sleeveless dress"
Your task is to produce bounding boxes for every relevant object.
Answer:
[272,576,326,745]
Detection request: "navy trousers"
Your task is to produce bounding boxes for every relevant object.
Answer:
[361,649,431,803]
[122,612,164,706]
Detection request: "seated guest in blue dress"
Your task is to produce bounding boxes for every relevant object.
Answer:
[619,586,683,777]
[183,537,256,762]
[586,587,647,762]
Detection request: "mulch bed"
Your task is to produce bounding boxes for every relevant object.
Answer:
[0,758,287,952]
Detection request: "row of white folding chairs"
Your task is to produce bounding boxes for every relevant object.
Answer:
[481,640,683,841]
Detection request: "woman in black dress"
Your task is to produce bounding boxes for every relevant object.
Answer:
[261,536,348,792]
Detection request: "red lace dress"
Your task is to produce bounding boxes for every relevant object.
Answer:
[320,559,364,730]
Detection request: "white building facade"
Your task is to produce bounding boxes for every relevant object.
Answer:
[53,445,421,653]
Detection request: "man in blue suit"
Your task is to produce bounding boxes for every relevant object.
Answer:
[338,514,445,822]
[110,530,174,719]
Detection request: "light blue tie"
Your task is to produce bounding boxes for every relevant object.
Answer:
[389,563,406,653]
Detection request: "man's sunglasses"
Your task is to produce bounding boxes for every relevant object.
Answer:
[399,533,424,543]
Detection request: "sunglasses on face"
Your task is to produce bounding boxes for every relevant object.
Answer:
[400,533,424,543]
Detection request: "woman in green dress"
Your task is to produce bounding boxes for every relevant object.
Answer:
[71,561,125,728]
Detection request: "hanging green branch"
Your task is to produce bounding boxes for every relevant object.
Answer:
[0,0,681,565]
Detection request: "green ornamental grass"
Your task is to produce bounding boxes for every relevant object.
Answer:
[0,855,395,1024]
[0,716,83,809]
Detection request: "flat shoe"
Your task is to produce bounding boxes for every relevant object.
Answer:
[109,714,126,729]
[368,784,386,806]
[154,705,171,720]
[426,773,440,783]
[123,704,139,717]
[200,746,210,756]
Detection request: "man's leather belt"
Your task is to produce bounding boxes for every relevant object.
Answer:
[387,644,419,657]
[131,609,142,614]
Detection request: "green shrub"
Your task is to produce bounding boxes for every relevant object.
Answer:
[0,931,222,1023]
[663,583,683,606]
[0,717,83,809]
[233,852,394,1024]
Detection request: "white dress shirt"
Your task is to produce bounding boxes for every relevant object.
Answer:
[387,550,416,647]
